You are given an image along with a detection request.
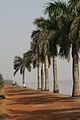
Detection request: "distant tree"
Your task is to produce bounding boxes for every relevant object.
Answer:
[0,73,4,89]
[13,55,31,87]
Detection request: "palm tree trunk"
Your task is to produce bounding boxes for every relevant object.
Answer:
[22,70,26,88]
[37,58,41,90]
[45,55,49,91]
[72,49,79,97]
[53,56,59,93]
[41,63,45,90]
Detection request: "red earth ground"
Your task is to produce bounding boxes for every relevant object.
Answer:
[1,85,80,120]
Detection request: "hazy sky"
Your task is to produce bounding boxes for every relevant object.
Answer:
[0,0,49,79]
[0,0,73,87]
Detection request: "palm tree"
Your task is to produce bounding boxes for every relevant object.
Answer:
[69,17,80,96]
[34,16,61,92]
[59,0,80,96]
[44,2,63,93]
[34,17,51,91]
[13,54,31,87]
[48,0,80,96]
[31,30,42,90]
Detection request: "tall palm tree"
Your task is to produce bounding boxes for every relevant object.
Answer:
[31,30,42,90]
[69,17,80,96]
[44,2,63,93]
[34,17,51,91]
[31,18,53,91]
[13,54,31,87]
[60,0,80,96]
[34,16,60,91]
[49,0,80,96]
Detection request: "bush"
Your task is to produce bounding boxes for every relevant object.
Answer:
[0,94,5,99]
[12,81,17,86]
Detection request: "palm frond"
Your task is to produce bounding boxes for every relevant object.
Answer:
[14,67,20,76]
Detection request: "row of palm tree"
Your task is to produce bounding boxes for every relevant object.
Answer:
[13,0,80,97]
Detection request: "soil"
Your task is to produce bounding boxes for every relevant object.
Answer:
[2,85,80,120]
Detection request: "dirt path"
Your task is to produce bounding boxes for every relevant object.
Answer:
[3,85,80,120]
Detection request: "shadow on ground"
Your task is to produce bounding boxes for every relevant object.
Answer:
[5,86,80,120]
[7,87,80,105]
[8,108,80,120]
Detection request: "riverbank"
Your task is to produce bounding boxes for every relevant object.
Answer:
[2,85,80,120]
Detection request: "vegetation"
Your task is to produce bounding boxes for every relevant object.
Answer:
[13,0,80,97]
[0,73,4,89]
[13,54,31,87]
[0,94,5,99]
[0,73,5,99]
[4,79,13,85]
[0,113,10,120]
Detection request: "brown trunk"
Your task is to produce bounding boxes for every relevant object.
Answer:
[45,55,49,91]
[53,56,59,93]
[37,58,41,90]
[72,50,79,97]
[41,63,45,91]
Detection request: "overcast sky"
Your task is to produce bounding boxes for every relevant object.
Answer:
[0,0,74,89]
[0,0,48,79]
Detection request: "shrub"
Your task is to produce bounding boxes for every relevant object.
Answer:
[0,94,5,99]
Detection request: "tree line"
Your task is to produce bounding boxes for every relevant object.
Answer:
[13,0,80,97]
